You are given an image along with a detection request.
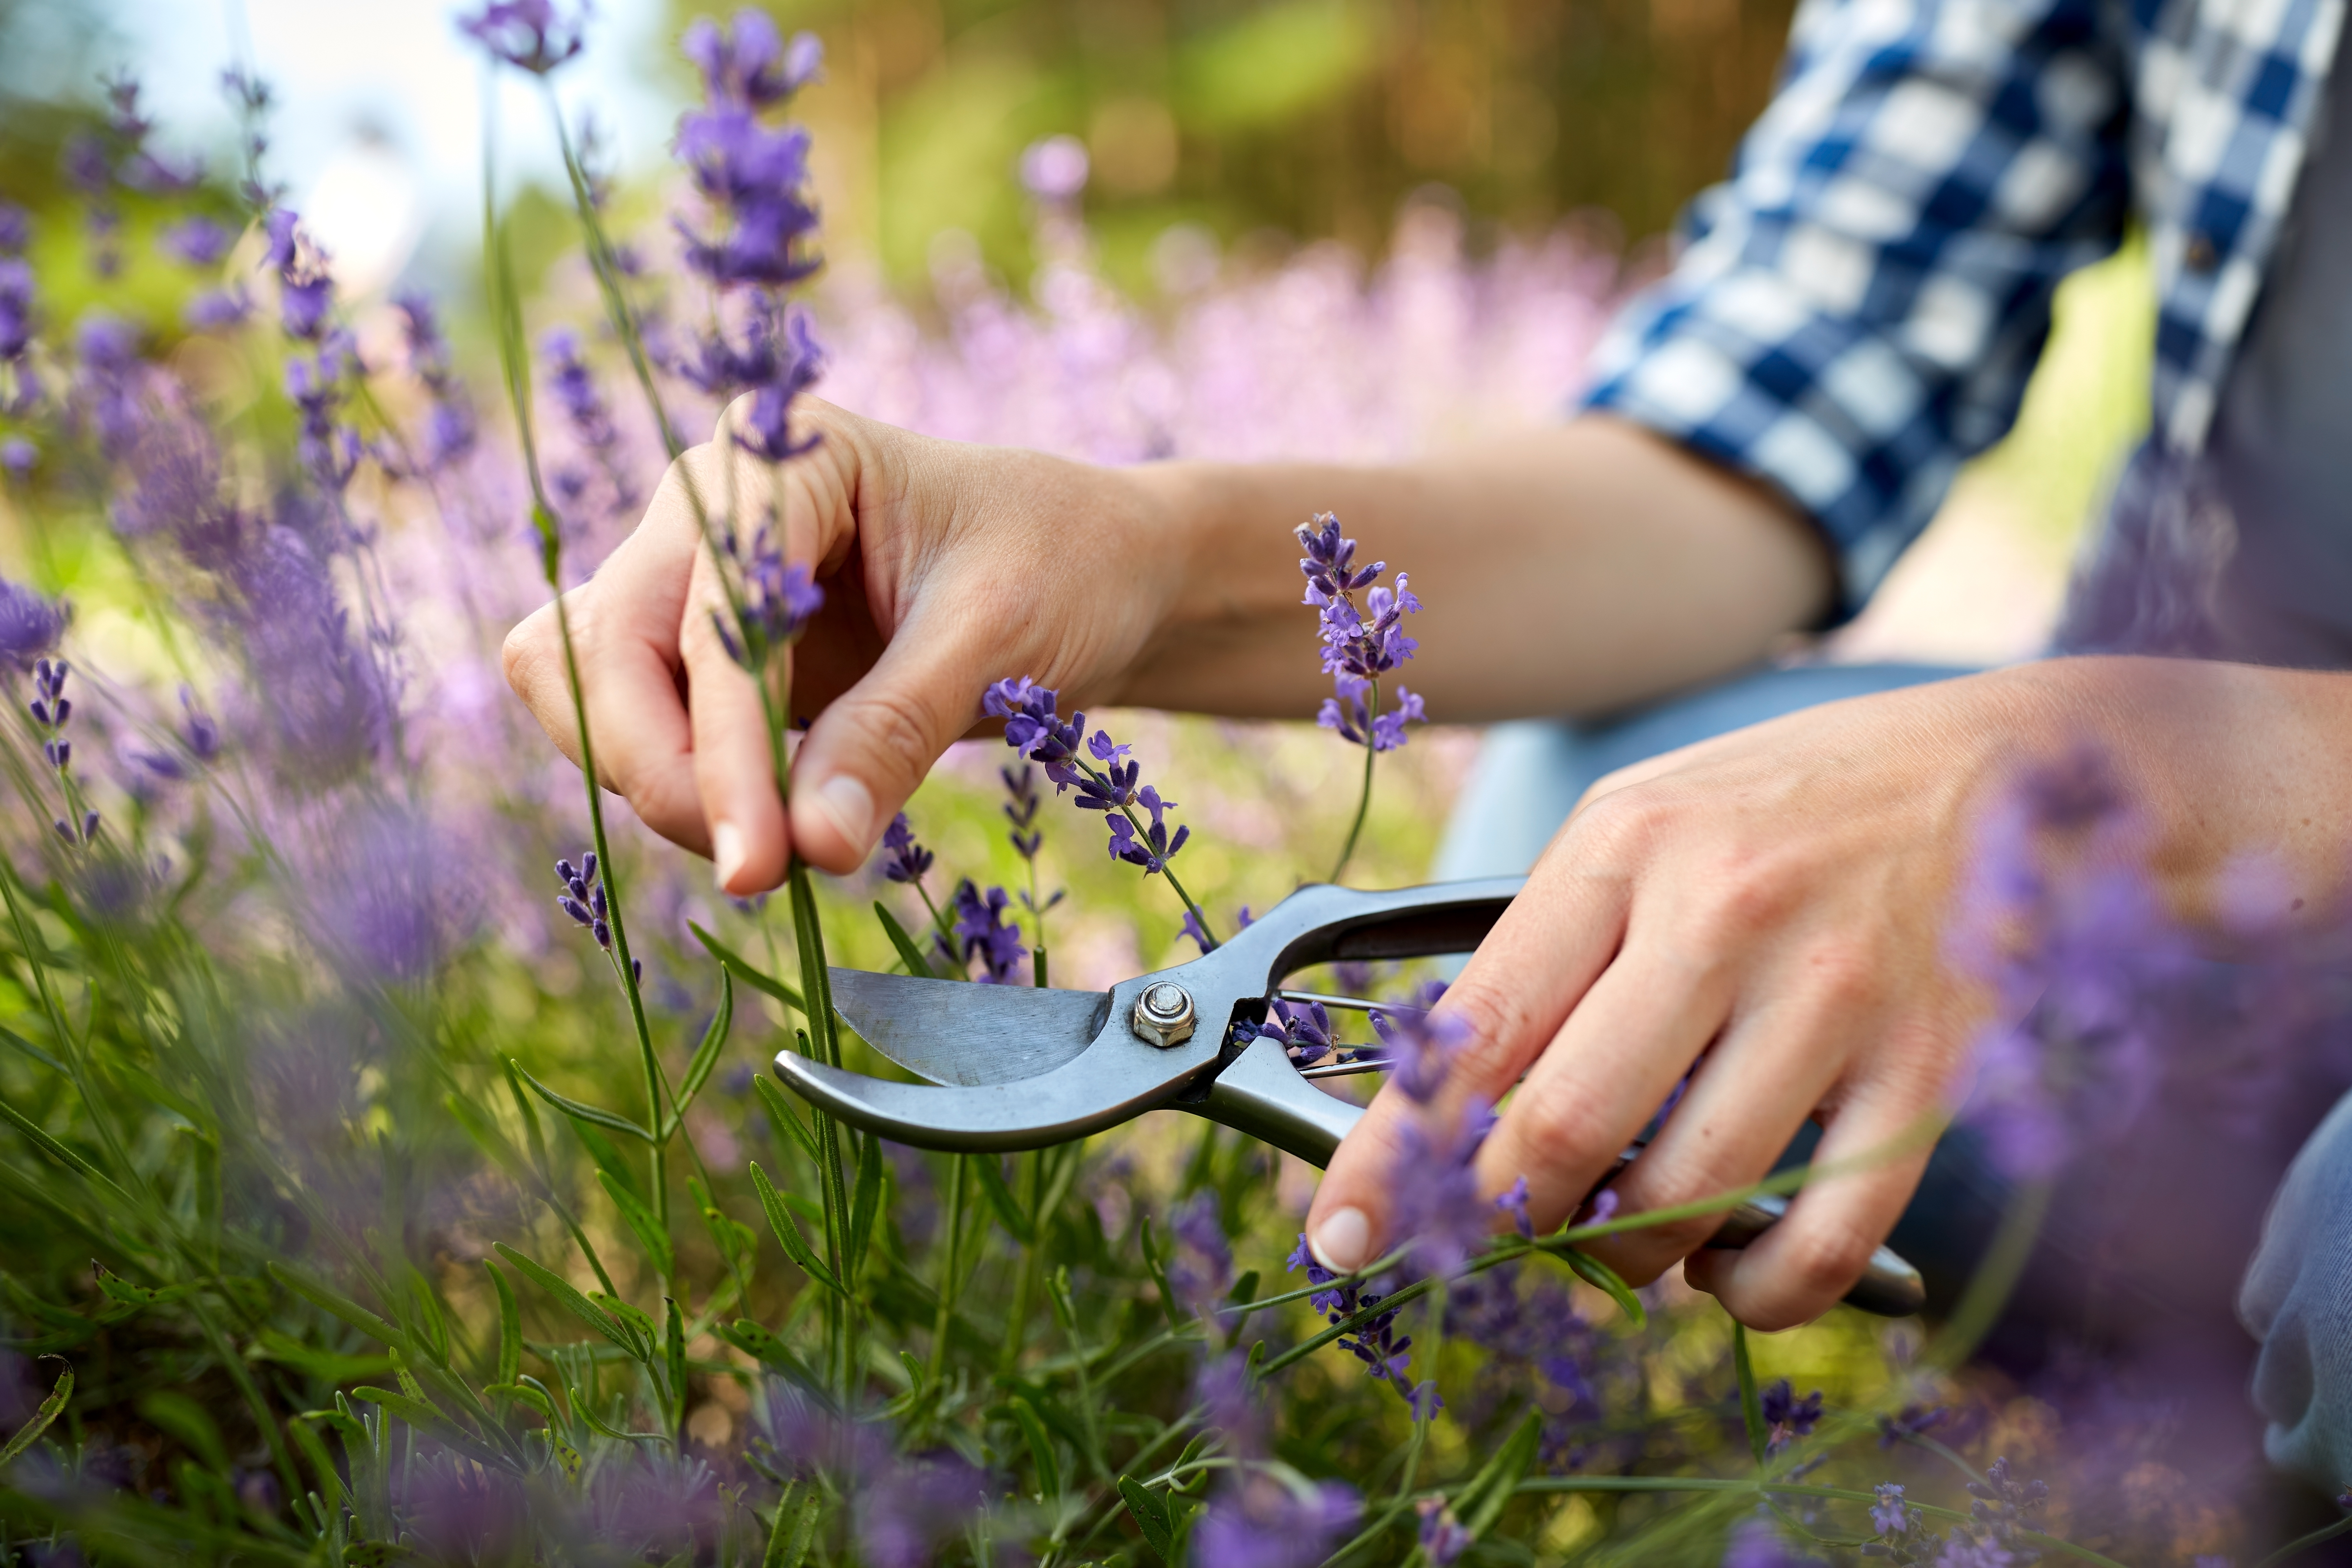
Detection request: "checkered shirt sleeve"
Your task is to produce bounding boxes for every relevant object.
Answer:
[1580,0,2136,615]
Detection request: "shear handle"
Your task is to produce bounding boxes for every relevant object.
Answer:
[1238,876,1526,981]
[1192,1038,1926,1317]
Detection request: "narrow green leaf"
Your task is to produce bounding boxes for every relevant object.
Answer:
[763,1483,822,1568]
[490,1243,641,1357]
[753,1075,823,1164]
[483,1382,555,1422]
[689,922,806,1012]
[511,1060,650,1143]
[748,1162,845,1295]
[350,1387,443,1430]
[566,1384,668,1444]
[502,1060,553,1176]
[285,1416,343,1514]
[971,1156,1034,1246]
[1563,1246,1646,1328]
[847,1129,883,1279]
[871,902,939,981]
[598,1170,677,1279]
[1457,1408,1544,1537]
[0,1021,64,1074]
[1117,1475,1174,1563]
[486,1261,522,1387]
[1138,1216,1183,1329]
[666,972,735,1136]
[1733,1322,1767,1467]
[564,1113,644,1200]
[715,1321,833,1408]
[0,1095,126,1200]
[1009,1395,1061,1501]
[0,1363,70,1467]
[266,1262,400,1347]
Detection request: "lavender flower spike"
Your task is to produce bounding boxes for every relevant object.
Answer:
[879,813,933,884]
[458,0,589,74]
[713,525,824,670]
[555,852,612,951]
[0,578,67,665]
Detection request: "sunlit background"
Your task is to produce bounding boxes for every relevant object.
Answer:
[0,0,2154,666]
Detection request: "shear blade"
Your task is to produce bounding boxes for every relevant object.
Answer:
[827,967,1110,1087]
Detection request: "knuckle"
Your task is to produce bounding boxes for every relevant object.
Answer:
[1774,1217,1878,1303]
[501,610,557,699]
[1505,1082,1619,1166]
[1566,782,1670,862]
[1441,983,1544,1082]
[835,683,942,786]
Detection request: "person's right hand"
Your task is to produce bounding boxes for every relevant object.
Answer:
[501,398,1181,893]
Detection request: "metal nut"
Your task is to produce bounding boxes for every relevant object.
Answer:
[1130,982,1197,1048]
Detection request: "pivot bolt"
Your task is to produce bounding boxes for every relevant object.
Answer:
[1131,982,1197,1048]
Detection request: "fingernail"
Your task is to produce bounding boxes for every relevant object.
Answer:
[712,820,746,891]
[1309,1206,1370,1273]
[813,773,873,852]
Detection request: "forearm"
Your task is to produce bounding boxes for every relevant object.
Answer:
[1112,413,1836,722]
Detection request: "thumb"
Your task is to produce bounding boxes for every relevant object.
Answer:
[786,604,1000,873]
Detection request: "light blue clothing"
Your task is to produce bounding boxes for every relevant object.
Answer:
[1437,660,2352,1492]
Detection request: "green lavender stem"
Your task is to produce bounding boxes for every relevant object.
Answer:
[1329,677,1379,884]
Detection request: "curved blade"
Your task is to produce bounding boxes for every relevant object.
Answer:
[828,968,1109,1087]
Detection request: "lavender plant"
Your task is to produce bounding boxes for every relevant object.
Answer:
[0,13,2325,1567]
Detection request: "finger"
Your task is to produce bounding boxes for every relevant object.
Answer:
[1576,977,1856,1288]
[783,594,1006,874]
[1466,937,1736,1238]
[1304,813,1639,1272]
[684,541,791,893]
[1681,1062,1943,1330]
[501,490,708,849]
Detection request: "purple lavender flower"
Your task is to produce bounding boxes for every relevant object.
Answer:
[29,658,72,773]
[947,878,1027,984]
[0,439,34,478]
[1193,1474,1361,1568]
[1722,1519,1823,1568]
[682,11,822,108]
[1759,1380,1823,1452]
[0,259,33,361]
[671,31,825,294]
[184,285,254,332]
[396,292,476,470]
[1283,1232,1424,1403]
[1254,997,1339,1066]
[1964,1457,2048,1542]
[1296,512,1427,753]
[1386,1105,1494,1278]
[1871,1483,1915,1537]
[1018,136,1090,201]
[160,216,236,267]
[711,525,824,668]
[1165,1190,1233,1311]
[1368,995,1466,1103]
[984,677,1084,786]
[0,581,67,665]
[284,332,365,490]
[261,209,334,341]
[72,314,145,456]
[1877,1403,1948,1448]
[1416,1499,1474,1566]
[1002,762,1045,860]
[555,851,612,950]
[880,812,933,884]
[0,204,26,257]
[540,326,632,508]
[458,0,589,74]
[1951,748,2200,1179]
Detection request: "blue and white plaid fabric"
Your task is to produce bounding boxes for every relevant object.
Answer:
[1581,0,2348,615]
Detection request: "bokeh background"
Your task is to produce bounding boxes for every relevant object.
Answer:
[0,0,2153,676]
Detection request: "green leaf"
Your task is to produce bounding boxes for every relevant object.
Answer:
[487,1261,522,1387]
[971,1156,1034,1246]
[753,1075,823,1164]
[138,1390,229,1472]
[1564,1246,1646,1328]
[285,1416,344,1513]
[599,1170,677,1279]
[351,1386,444,1430]
[1734,1321,1767,1467]
[763,1482,822,1568]
[564,1113,644,1201]
[689,922,806,1013]
[1138,1216,1184,1329]
[871,902,939,980]
[1009,1396,1061,1501]
[511,1060,650,1143]
[0,1363,70,1467]
[267,1262,401,1347]
[714,1321,833,1408]
[666,972,735,1136]
[483,1381,555,1422]
[748,1162,845,1295]
[0,1095,126,1200]
[502,1060,553,1177]
[490,1243,643,1358]
[1456,1408,1543,1537]
[0,1021,63,1074]
[847,1130,883,1279]
[566,1383,667,1444]
[250,1330,392,1385]
[1117,1475,1174,1564]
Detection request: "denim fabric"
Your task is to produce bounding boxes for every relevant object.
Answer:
[2243,1090,2352,1488]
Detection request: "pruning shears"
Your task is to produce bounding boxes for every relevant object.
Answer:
[772,875,1927,1317]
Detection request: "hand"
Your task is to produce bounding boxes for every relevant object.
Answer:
[502,399,1182,892]
[1304,664,2073,1329]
